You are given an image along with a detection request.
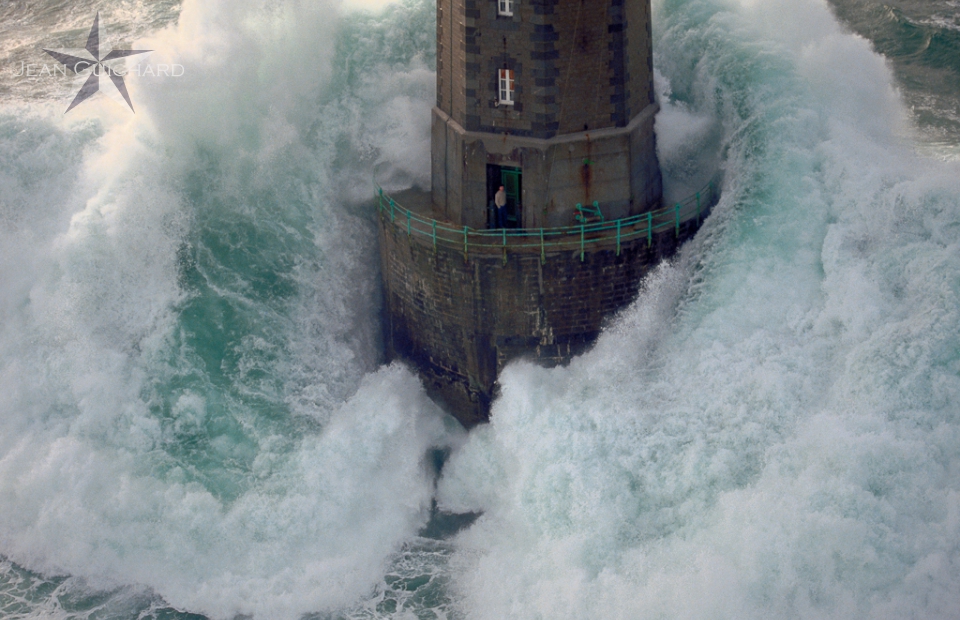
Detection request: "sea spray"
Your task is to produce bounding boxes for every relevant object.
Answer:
[436,0,960,617]
[2,0,960,617]
[0,1,449,618]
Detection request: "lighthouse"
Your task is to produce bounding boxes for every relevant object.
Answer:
[377,0,713,427]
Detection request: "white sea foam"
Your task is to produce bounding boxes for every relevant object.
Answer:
[0,1,449,618]
[437,0,960,617]
[3,0,960,617]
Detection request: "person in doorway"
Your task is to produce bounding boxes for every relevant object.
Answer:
[494,185,507,228]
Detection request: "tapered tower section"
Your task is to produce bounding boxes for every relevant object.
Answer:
[432,0,662,228]
[377,0,714,427]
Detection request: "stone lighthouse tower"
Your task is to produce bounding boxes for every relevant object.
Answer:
[378,0,713,427]
[432,0,662,228]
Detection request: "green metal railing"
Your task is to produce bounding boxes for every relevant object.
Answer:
[376,177,719,264]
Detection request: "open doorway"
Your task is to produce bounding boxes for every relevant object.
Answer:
[486,164,522,229]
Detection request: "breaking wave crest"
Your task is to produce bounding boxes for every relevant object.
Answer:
[2,0,959,618]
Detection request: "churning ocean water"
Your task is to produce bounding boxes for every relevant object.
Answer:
[1,0,959,618]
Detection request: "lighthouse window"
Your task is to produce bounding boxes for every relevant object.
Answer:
[498,69,515,105]
[498,0,514,16]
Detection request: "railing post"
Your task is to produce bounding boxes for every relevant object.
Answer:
[647,211,652,247]
[463,226,469,262]
[502,228,507,265]
[540,228,545,265]
[432,220,437,252]
[406,210,411,236]
[675,203,681,237]
[390,199,395,223]
[580,223,585,262]
[616,219,621,256]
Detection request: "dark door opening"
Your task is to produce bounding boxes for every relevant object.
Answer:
[486,164,522,229]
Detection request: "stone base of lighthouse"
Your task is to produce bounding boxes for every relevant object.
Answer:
[377,187,713,428]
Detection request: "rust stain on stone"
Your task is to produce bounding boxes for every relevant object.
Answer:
[580,134,592,205]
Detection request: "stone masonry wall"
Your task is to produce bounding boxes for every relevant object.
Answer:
[432,102,661,228]
[437,0,654,139]
[379,206,704,427]
[433,0,662,231]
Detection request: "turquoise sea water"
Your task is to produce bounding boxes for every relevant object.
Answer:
[1,0,959,618]
[829,0,960,145]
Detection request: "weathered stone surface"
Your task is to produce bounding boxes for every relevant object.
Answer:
[436,0,654,137]
[433,0,662,229]
[378,193,708,427]
[432,104,661,228]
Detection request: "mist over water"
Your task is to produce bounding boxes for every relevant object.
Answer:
[1,0,959,618]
